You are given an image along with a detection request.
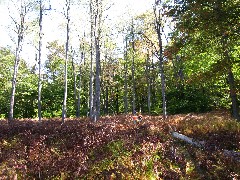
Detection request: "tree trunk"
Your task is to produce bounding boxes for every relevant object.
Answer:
[105,86,109,115]
[124,37,128,114]
[71,51,78,117]
[116,87,119,114]
[228,68,240,120]
[131,20,136,115]
[9,1,26,123]
[146,50,151,114]
[154,5,167,120]
[9,51,20,122]
[94,39,101,121]
[92,0,102,121]
[38,0,43,122]
[62,0,70,123]
[89,0,94,118]
[222,35,239,121]
[77,66,81,118]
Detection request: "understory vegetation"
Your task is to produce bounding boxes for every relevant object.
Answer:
[0,111,239,179]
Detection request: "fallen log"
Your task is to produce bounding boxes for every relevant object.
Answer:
[171,132,205,148]
[171,132,240,162]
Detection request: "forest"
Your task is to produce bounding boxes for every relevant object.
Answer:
[0,0,239,179]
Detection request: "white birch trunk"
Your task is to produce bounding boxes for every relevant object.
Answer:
[38,0,43,122]
[9,0,27,123]
[62,0,70,123]
[89,0,94,118]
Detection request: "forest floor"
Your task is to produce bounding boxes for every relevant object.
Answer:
[0,111,239,179]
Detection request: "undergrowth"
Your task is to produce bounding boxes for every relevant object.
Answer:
[0,111,239,179]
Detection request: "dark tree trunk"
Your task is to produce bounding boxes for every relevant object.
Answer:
[94,39,101,121]
[116,87,119,114]
[228,68,240,120]
[92,0,102,121]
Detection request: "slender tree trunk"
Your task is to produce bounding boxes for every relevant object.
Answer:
[9,50,20,123]
[77,66,81,118]
[92,0,102,121]
[77,37,85,118]
[131,20,136,115]
[116,87,119,114]
[38,0,43,122]
[71,51,78,117]
[105,86,109,114]
[146,51,151,114]
[151,53,156,108]
[94,38,101,121]
[9,1,26,123]
[154,4,167,120]
[89,0,94,118]
[124,37,128,114]
[62,0,70,123]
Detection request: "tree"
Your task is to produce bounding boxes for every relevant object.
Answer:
[8,0,34,123]
[89,0,103,121]
[62,0,71,123]
[130,19,136,115]
[154,0,167,120]
[168,0,240,120]
[89,0,94,118]
[123,36,129,114]
[37,0,51,122]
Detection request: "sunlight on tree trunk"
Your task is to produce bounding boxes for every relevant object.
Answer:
[37,0,43,122]
[154,1,167,120]
[89,0,94,119]
[9,0,28,123]
[62,0,70,123]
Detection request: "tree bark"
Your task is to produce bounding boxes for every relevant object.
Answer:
[124,37,128,114]
[131,19,136,115]
[92,0,102,121]
[9,0,26,123]
[222,35,240,121]
[146,50,151,114]
[71,50,78,117]
[94,39,101,121]
[154,3,167,120]
[89,0,94,118]
[62,0,70,123]
[228,68,240,120]
[38,0,43,122]
[105,86,109,115]
[77,66,81,118]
